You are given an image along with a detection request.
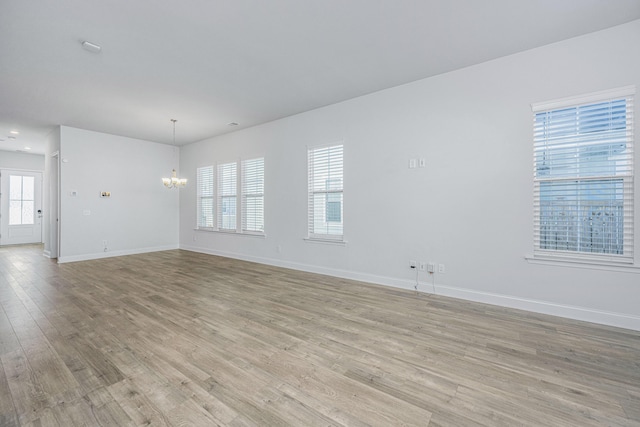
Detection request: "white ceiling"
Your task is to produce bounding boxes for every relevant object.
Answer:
[1,0,640,155]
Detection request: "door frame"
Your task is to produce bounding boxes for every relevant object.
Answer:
[0,168,44,246]
[50,151,60,259]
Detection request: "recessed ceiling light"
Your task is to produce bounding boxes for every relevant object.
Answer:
[81,40,102,54]
[228,122,239,126]
[24,146,32,150]
[9,130,19,135]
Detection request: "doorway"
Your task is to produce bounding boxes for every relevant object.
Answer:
[0,169,43,246]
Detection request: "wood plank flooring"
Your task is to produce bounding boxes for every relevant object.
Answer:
[1,244,639,426]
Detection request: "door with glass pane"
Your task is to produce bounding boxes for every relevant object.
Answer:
[0,170,43,245]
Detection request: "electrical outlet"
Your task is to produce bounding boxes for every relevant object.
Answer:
[419,262,426,271]
[409,260,417,269]
[438,264,446,273]
[427,263,436,273]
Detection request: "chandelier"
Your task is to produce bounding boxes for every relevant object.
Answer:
[163,168,187,189]
[162,119,187,189]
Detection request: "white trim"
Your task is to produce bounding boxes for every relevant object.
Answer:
[241,157,265,234]
[181,243,402,288]
[531,85,635,112]
[306,140,345,151]
[525,254,639,272]
[535,175,634,184]
[0,166,44,173]
[434,284,640,331]
[307,143,344,240]
[303,237,346,245]
[196,165,214,229]
[57,244,179,263]
[193,228,266,238]
[532,88,635,264]
[216,160,238,232]
[180,244,640,331]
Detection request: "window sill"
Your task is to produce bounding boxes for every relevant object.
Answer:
[525,253,639,273]
[304,237,347,246]
[194,228,266,238]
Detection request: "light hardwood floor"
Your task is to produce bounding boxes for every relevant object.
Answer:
[0,244,639,426]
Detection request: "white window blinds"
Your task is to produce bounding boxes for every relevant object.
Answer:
[242,158,264,233]
[308,144,343,240]
[197,166,214,228]
[532,87,634,262]
[218,162,237,231]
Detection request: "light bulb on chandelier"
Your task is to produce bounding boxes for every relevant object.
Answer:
[162,119,187,189]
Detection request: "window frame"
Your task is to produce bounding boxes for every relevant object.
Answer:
[196,166,215,230]
[217,161,238,232]
[195,158,265,236]
[307,143,344,242]
[9,174,36,225]
[241,157,265,234]
[531,86,635,265]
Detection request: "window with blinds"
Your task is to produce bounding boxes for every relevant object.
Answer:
[242,158,264,233]
[532,87,634,262]
[196,166,214,229]
[217,162,237,231]
[308,144,343,240]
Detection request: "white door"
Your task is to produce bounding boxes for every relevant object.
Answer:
[0,170,43,246]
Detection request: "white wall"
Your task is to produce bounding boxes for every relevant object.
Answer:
[59,126,179,262]
[0,150,45,170]
[180,20,640,330]
[43,127,61,257]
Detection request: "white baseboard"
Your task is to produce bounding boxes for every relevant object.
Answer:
[180,244,640,331]
[58,244,179,264]
[180,243,416,290]
[434,284,640,331]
